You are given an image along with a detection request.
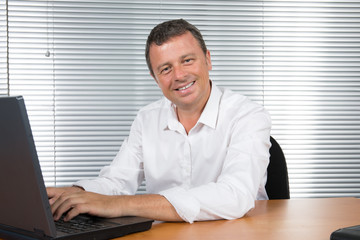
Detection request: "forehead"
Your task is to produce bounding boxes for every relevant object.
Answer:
[149,32,202,61]
[149,32,201,54]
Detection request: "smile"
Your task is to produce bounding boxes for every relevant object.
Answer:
[176,81,195,91]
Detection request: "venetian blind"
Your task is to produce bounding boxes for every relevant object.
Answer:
[263,1,360,197]
[0,0,6,95]
[1,0,359,198]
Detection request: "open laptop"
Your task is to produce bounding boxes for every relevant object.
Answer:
[0,96,153,240]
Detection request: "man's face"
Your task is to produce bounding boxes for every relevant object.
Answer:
[149,31,212,112]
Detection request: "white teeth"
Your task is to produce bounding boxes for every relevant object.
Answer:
[177,82,194,91]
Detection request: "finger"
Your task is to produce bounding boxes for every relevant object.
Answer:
[63,204,88,221]
[52,193,74,220]
[53,193,87,221]
[49,197,58,206]
[47,187,65,206]
[47,187,58,199]
[54,204,73,221]
[50,193,63,215]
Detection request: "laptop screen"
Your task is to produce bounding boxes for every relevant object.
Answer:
[0,96,57,237]
[0,96,153,240]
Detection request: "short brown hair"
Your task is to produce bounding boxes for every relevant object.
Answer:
[145,19,207,76]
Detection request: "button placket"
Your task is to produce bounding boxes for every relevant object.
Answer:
[182,136,192,188]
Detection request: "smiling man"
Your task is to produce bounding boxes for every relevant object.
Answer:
[148,30,212,133]
[48,19,271,224]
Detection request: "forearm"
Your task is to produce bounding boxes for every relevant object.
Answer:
[113,194,182,222]
[161,183,256,223]
[49,188,183,222]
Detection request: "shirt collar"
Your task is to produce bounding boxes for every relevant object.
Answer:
[166,100,182,132]
[164,81,222,131]
[198,81,222,129]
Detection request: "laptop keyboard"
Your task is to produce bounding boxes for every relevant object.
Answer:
[55,215,108,234]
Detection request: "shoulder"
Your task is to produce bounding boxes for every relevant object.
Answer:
[133,97,171,124]
[217,86,271,126]
[220,86,266,113]
[137,97,170,115]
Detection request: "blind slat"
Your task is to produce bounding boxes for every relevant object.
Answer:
[1,0,360,198]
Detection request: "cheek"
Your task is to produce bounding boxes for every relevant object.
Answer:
[196,66,210,80]
[157,75,173,89]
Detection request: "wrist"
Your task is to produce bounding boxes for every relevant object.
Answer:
[72,185,85,191]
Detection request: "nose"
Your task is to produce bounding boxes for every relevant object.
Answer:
[173,65,187,81]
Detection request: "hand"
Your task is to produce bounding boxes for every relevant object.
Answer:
[48,187,182,222]
[49,189,120,221]
[47,186,84,206]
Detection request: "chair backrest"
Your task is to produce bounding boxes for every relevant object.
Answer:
[265,136,290,199]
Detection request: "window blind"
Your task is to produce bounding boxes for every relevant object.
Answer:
[1,0,360,198]
[0,0,6,95]
[263,1,360,197]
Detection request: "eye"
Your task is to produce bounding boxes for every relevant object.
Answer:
[183,58,194,65]
[160,66,171,75]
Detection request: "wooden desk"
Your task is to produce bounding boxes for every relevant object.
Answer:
[117,198,360,240]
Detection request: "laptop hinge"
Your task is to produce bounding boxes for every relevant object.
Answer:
[34,228,49,239]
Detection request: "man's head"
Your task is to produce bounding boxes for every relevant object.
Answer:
[145,19,212,115]
[145,19,208,77]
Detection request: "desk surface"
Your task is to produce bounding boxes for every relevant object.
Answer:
[118,197,360,240]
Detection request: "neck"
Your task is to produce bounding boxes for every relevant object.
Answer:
[176,80,212,134]
[176,107,202,134]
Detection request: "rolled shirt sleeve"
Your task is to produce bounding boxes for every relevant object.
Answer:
[160,109,271,223]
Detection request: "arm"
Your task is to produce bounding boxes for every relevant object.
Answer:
[73,116,145,196]
[160,109,271,223]
[48,187,182,222]
[47,111,182,222]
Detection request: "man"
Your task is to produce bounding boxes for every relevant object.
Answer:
[48,19,271,224]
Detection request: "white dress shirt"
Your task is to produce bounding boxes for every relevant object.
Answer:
[75,82,271,223]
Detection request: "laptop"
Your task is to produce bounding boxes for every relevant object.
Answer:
[0,96,153,240]
[331,225,360,240]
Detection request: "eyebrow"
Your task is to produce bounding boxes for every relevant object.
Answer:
[156,54,196,73]
[156,62,171,74]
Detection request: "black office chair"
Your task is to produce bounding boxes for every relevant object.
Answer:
[265,136,290,199]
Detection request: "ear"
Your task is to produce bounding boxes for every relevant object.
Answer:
[205,50,212,71]
[150,71,159,86]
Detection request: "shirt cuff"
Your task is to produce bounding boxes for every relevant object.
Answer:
[159,187,200,223]
[73,179,105,194]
